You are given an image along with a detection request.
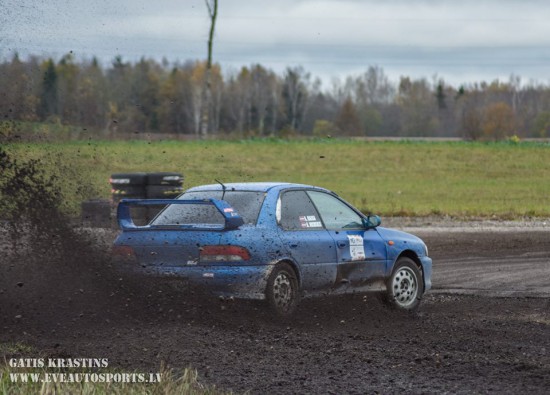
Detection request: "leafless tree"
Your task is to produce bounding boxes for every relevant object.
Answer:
[200,0,218,138]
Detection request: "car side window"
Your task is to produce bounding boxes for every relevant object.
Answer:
[278,190,324,231]
[308,191,364,230]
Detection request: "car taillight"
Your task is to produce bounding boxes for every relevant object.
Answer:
[112,245,137,262]
[199,245,251,262]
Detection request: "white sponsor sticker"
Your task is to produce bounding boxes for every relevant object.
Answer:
[298,215,322,229]
[347,235,366,261]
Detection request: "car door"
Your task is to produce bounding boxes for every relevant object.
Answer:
[276,190,338,291]
[307,190,387,285]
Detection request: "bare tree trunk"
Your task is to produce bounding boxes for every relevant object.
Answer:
[200,0,218,139]
[271,88,279,136]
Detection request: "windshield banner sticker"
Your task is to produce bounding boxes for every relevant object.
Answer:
[347,235,366,261]
[299,215,322,228]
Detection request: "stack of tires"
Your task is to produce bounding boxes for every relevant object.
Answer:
[110,172,148,200]
[109,172,184,225]
[145,172,184,199]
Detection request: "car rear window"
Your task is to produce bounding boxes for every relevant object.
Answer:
[151,190,265,226]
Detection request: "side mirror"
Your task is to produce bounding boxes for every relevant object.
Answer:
[363,214,381,228]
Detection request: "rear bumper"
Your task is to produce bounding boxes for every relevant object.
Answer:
[420,256,433,291]
[126,263,273,300]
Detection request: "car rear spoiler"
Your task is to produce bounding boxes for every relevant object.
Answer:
[117,198,245,231]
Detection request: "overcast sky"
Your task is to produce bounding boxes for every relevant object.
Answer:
[1,0,549,88]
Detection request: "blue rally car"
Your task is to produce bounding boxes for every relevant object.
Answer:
[112,182,432,317]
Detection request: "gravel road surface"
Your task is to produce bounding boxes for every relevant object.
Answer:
[1,221,549,394]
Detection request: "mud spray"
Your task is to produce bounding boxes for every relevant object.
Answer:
[0,147,241,344]
[0,147,127,328]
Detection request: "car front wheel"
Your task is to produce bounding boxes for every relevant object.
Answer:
[379,257,424,311]
[265,262,299,317]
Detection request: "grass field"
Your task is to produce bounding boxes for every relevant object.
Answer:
[3,138,550,218]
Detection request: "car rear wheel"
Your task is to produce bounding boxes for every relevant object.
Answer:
[379,257,424,311]
[266,263,299,317]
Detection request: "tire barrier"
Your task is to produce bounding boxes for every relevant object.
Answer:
[110,173,148,202]
[111,185,146,199]
[146,172,184,186]
[110,172,148,185]
[145,185,185,199]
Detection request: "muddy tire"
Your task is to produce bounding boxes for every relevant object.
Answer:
[265,263,300,318]
[110,173,148,186]
[111,185,146,199]
[379,257,424,311]
[110,173,147,202]
[147,172,184,186]
[145,185,184,199]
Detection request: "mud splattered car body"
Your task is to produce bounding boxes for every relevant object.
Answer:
[113,182,432,316]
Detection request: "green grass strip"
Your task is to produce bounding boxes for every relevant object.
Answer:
[3,139,550,218]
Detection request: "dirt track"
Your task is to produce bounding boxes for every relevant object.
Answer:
[1,227,549,394]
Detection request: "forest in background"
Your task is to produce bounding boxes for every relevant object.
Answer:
[1,53,550,140]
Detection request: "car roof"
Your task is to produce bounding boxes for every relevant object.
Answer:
[186,182,330,193]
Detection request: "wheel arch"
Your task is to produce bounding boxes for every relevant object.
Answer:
[394,250,425,286]
[272,259,302,288]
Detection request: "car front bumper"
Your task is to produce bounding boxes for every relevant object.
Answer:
[420,256,433,291]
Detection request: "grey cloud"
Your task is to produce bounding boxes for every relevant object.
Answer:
[1,0,549,87]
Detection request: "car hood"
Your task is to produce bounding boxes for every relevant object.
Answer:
[375,227,424,245]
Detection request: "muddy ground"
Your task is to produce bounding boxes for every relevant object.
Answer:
[1,226,549,394]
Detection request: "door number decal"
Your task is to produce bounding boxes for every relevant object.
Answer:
[347,235,366,261]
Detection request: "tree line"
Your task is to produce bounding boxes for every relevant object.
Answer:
[1,53,550,139]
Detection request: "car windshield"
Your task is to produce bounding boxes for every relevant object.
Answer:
[151,190,266,226]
